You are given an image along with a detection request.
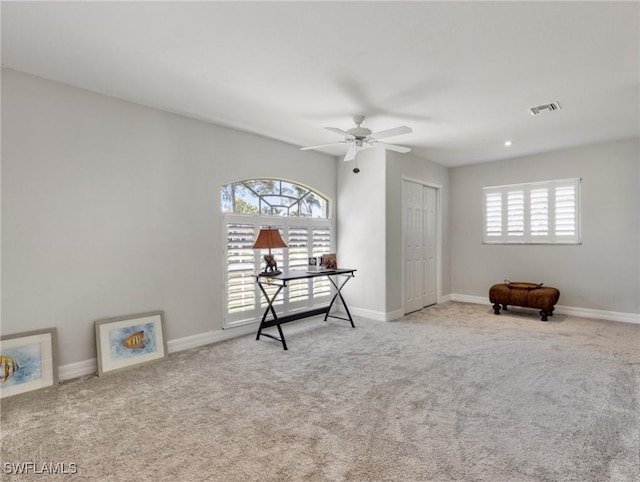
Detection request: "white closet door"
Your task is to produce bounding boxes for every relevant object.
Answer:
[403,181,437,314]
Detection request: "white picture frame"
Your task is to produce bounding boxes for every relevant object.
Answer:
[0,328,58,399]
[95,311,167,377]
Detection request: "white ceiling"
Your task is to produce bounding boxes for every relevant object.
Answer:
[2,1,638,167]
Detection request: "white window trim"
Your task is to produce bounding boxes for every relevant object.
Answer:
[482,178,581,244]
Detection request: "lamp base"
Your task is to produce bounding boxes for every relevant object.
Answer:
[258,270,282,277]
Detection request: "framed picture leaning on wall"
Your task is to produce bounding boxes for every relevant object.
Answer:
[0,328,58,399]
[95,311,167,377]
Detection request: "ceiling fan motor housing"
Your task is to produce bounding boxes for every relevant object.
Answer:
[347,115,371,137]
[347,127,372,137]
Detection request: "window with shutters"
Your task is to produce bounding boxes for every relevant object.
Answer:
[482,178,581,244]
[221,180,332,328]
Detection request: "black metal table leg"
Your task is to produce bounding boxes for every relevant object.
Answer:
[256,281,288,350]
[324,273,355,327]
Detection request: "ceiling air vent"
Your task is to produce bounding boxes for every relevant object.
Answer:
[529,101,561,116]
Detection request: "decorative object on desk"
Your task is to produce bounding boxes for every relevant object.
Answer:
[0,328,58,399]
[321,253,338,270]
[308,256,323,270]
[95,311,167,376]
[253,227,287,276]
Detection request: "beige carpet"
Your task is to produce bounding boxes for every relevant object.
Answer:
[1,302,639,481]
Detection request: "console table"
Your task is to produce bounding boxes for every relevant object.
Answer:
[255,269,357,350]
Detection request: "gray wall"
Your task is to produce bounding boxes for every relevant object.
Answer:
[450,138,640,314]
[1,69,336,365]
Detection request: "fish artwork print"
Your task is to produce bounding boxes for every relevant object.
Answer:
[0,343,42,388]
[109,322,157,360]
[0,355,20,383]
[123,331,146,349]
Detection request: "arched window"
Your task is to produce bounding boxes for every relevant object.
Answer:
[221,179,328,218]
[221,179,333,328]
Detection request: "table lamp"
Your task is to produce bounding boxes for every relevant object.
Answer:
[253,227,287,276]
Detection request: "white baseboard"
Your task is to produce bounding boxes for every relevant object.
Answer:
[450,294,488,305]
[167,323,257,353]
[387,308,405,321]
[58,358,98,381]
[349,306,403,322]
[58,323,258,382]
[440,294,452,303]
[553,304,640,324]
[449,293,640,324]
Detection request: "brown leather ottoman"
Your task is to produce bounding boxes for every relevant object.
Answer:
[489,281,560,321]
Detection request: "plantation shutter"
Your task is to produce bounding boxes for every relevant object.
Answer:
[555,183,577,238]
[287,225,310,304]
[507,190,525,237]
[483,178,580,244]
[226,221,257,315]
[484,192,503,238]
[312,225,331,298]
[530,188,549,237]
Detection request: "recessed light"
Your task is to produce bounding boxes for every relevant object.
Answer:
[504,141,512,147]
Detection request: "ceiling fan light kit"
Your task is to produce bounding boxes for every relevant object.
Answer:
[301,115,413,168]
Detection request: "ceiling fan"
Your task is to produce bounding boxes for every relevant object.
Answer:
[301,115,413,162]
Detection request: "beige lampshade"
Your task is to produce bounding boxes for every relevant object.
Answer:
[252,228,287,249]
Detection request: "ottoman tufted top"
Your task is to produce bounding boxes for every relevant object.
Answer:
[504,281,544,290]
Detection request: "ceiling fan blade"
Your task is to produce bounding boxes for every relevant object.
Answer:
[300,141,346,151]
[374,141,411,154]
[344,144,358,162]
[370,125,412,140]
[326,127,355,138]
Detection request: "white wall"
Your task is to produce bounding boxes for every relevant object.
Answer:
[336,149,451,320]
[385,151,450,315]
[336,149,387,318]
[1,69,336,365]
[450,138,640,315]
